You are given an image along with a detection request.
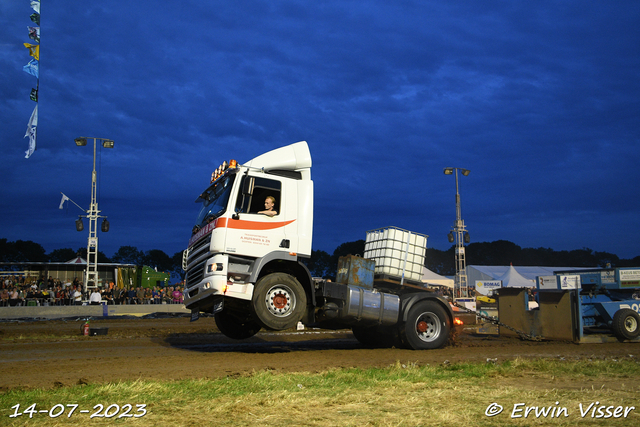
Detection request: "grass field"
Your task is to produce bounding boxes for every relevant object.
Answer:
[1,358,639,426]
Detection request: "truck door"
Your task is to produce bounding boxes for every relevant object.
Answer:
[228,175,291,257]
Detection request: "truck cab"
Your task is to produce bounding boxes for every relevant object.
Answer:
[183,142,315,336]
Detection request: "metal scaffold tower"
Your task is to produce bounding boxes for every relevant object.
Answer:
[444,167,470,299]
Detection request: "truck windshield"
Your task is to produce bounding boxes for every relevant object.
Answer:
[194,174,235,228]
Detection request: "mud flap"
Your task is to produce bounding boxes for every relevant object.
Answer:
[190,299,224,322]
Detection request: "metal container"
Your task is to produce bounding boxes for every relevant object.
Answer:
[342,285,400,325]
[336,255,375,289]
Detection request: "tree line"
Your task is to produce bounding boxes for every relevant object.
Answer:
[0,239,182,279]
[1,237,638,280]
[301,240,640,278]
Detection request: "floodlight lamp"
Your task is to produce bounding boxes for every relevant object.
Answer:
[75,218,84,231]
[461,169,470,176]
[448,232,454,243]
[74,137,87,146]
[443,168,453,175]
[464,232,470,243]
[102,139,114,148]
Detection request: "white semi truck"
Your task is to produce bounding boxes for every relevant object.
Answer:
[183,141,455,349]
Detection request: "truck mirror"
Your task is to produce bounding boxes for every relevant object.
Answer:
[242,176,254,196]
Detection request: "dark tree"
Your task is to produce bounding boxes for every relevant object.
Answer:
[144,249,173,272]
[303,249,333,278]
[74,247,111,263]
[425,247,455,276]
[48,248,77,262]
[7,240,48,262]
[171,251,186,280]
[111,246,145,265]
[466,240,522,265]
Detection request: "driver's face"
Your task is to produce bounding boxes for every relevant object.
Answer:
[265,199,274,210]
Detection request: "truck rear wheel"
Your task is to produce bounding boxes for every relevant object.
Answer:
[214,311,261,340]
[612,309,640,341]
[252,273,307,330]
[352,325,399,348]
[401,300,451,350]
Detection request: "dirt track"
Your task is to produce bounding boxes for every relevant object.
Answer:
[1,316,638,390]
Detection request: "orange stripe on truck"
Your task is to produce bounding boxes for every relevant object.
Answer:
[224,218,295,230]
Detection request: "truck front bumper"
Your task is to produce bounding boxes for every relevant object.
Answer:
[184,254,254,313]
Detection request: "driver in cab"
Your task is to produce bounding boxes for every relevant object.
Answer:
[258,196,277,217]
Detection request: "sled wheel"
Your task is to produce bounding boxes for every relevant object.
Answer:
[612,308,640,341]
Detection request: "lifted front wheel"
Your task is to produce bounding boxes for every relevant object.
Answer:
[252,273,307,330]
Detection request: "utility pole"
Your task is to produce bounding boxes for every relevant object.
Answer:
[444,167,470,299]
[74,137,113,292]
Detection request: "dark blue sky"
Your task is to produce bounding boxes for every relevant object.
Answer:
[1,1,639,260]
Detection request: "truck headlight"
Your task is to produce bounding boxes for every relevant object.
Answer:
[207,263,224,274]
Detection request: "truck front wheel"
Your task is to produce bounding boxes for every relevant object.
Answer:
[612,308,640,341]
[401,300,451,350]
[252,273,307,330]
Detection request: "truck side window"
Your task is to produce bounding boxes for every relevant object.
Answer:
[235,177,281,215]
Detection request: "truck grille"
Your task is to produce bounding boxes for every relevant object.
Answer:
[185,233,212,290]
[186,259,206,289]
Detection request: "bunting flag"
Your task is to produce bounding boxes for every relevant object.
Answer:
[59,193,70,209]
[24,43,39,61]
[24,0,40,159]
[24,104,38,159]
[28,26,40,43]
[23,59,39,78]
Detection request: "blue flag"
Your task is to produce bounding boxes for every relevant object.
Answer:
[23,59,39,78]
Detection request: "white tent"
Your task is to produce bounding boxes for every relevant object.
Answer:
[421,267,454,288]
[497,265,535,288]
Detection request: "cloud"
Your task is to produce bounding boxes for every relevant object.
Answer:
[0,1,638,260]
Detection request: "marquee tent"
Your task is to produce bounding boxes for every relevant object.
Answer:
[497,265,535,288]
[421,267,454,288]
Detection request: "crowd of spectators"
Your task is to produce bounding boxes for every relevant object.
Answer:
[0,274,184,307]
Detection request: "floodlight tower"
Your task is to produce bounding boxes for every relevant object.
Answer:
[444,167,470,299]
[74,137,113,292]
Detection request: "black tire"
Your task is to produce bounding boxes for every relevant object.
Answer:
[612,309,640,341]
[252,273,307,330]
[214,311,261,340]
[401,300,451,350]
[352,325,399,348]
[352,326,379,347]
